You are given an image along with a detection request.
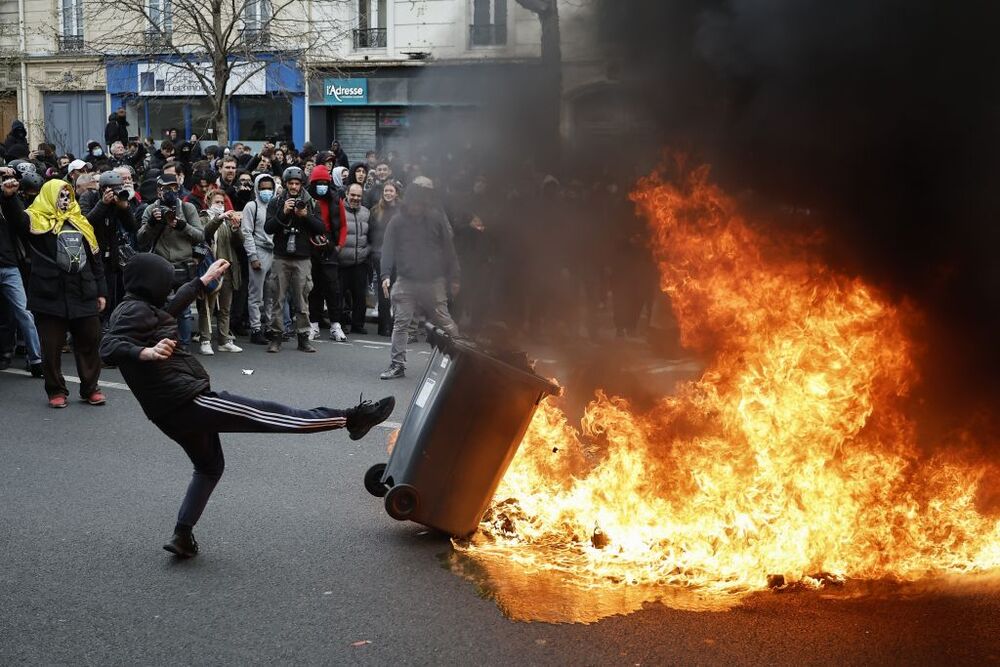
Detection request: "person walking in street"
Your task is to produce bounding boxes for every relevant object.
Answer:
[100,252,396,559]
[378,178,460,380]
[241,174,276,345]
[263,166,325,353]
[0,177,108,407]
[339,183,371,336]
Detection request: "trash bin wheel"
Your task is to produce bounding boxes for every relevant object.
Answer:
[385,484,420,521]
[364,463,389,498]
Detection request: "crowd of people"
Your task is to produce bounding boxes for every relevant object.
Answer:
[0,112,655,407]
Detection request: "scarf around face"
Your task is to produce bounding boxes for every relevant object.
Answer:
[26,179,100,253]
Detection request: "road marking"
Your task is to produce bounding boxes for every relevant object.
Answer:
[1,368,132,391]
[378,421,402,430]
[362,345,382,350]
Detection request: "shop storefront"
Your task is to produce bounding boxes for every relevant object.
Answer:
[307,64,542,162]
[106,58,305,149]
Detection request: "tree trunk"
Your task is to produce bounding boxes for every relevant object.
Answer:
[215,105,229,146]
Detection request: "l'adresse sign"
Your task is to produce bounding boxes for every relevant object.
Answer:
[323,78,368,105]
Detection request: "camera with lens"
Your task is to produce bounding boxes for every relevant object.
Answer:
[294,199,307,211]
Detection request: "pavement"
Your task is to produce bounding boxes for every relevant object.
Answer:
[2,331,1000,665]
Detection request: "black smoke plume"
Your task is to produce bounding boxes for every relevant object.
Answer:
[595,0,1000,444]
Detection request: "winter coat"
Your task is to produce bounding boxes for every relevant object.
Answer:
[241,173,276,261]
[263,188,325,260]
[100,253,211,420]
[380,201,460,285]
[338,204,370,267]
[87,199,138,274]
[368,200,399,259]
[104,115,129,147]
[0,192,107,320]
[136,199,204,265]
[306,165,347,265]
[204,214,244,290]
[3,120,28,153]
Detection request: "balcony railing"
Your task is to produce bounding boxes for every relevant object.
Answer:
[144,30,172,48]
[241,27,271,48]
[469,23,506,47]
[353,27,386,49]
[57,34,84,51]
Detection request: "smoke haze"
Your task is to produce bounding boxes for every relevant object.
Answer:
[595,0,1000,442]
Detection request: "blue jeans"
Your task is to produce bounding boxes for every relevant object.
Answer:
[176,302,193,346]
[0,266,42,364]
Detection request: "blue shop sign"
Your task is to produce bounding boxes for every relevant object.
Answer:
[323,78,368,105]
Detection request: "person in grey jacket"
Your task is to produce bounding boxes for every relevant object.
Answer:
[339,183,370,335]
[136,174,204,350]
[378,178,460,379]
[240,173,276,345]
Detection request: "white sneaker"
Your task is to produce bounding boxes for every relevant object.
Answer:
[199,340,215,355]
[308,322,320,341]
[218,341,243,353]
[330,322,348,342]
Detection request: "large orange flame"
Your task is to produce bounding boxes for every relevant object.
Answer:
[463,163,1000,594]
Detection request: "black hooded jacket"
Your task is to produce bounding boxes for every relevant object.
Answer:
[105,114,129,147]
[99,253,210,420]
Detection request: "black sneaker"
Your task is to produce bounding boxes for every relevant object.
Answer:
[250,329,268,345]
[346,395,395,441]
[29,362,43,378]
[380,364,405,380]
[352,326,369,335]
[163,531,199,558]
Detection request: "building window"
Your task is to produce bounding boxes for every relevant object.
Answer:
[470,0,506,46]
[59,0,83,51]
[353,0,386,49]
[242,0,271,46]
[146,0,172,47]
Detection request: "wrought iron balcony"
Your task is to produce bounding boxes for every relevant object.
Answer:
[353,27,386,49]
[144,30,172,48]
[469,23,506,47]
[241,27,271,47]
[57,34,84,51]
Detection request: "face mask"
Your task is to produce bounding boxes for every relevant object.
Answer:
[93,148,103,157]
[259,190,274,203]
[57,189,71,211]
[315,184,329,196]
[209,204,225,218]
[161,190,178,206]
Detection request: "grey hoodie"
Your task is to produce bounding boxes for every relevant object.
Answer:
[241,173,275,261]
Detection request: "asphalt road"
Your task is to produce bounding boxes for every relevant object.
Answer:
[2,333,1000,666]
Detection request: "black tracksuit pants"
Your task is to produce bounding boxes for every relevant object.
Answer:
[154,390,348,529]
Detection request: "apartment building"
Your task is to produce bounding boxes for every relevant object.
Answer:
[0,0,619,159]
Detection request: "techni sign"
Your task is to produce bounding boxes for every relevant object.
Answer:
[323,78,368,105]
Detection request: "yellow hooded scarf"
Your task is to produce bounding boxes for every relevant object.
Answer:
[26,179,100,253]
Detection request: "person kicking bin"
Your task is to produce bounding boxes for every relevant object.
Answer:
[100,252,395,558]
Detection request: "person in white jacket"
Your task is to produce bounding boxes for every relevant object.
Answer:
[241,173,276,345]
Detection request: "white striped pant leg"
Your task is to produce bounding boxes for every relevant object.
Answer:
[191,391,349,434]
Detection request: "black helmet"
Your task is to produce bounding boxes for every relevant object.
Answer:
[9,159,35,175]
[20,171,43,191]
[99,170,125,190]
[282,166,305,184]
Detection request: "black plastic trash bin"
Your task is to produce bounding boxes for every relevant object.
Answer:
[365,326,560,537]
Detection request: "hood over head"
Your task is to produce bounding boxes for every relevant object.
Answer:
[253,172,275,201]
[124,252,174,307]
[309,164,331,183]
[347,162,368,186]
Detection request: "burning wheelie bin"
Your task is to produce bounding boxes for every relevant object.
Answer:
[365,326,561,538]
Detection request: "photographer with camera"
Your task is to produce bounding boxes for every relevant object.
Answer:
[263,166,325,353]
[88,171,138,327]
[136,174,204,352]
